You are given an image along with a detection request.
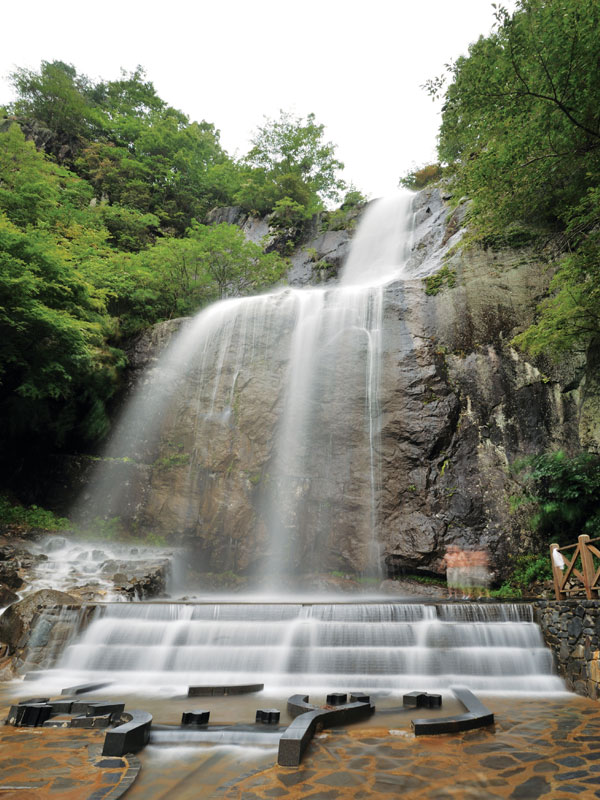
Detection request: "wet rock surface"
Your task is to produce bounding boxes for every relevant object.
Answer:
[43,188,600,580]
[0,589,79,653]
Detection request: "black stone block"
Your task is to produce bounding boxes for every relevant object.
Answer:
[188,683,263,696]
[86,703,125,718]
[256,708,280,724]
[102,710,152,757]
[43,716,71,728]
[350,693,371,704]
[18,697,50,705]
[26,704,52,727]
[426,694,442,708]
[61,681,113,696]
[71,714,112,729]
[402,691,442,709]
[326,693,347,706]
[48,699,74,715]
[181,710,210,725]
[403,692,428,708]
[6,705,25,725]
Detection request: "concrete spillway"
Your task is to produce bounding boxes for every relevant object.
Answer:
[31,601,564,696]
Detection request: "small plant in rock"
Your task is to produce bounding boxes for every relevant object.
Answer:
[423,265,457,295]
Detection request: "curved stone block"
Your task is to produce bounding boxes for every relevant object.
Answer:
[279,695,374,766]
[411,687,493,736]
[102,710,153,757]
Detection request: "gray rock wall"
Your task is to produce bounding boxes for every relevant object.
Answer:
[535,600,600,699]
[61,189,600,579]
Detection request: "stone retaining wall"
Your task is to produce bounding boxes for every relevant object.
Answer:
[534,600,600,699]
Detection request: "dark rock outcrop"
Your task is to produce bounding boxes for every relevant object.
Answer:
[0,589,79,653]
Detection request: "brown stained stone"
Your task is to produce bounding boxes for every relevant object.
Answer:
[221,697,600,800]
[480,755,519,769]
[277,769,317,787]
[534,762,560,773]
[316,772,361,788]
[0,726,133,800]
[510,776,550,798]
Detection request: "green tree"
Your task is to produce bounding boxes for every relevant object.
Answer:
[515,451,600,545]
[425,0,600,355]
[236,111,345,217]
[9,60,102,161]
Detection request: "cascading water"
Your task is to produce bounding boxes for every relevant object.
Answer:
[75,193,416,579]
[38,602,563,695]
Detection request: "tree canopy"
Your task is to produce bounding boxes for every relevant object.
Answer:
[426,0,600,355]
[0,67,315,463]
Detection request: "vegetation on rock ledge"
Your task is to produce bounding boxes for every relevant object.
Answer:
[425,0,600,357]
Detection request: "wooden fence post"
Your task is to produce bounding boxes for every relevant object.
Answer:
[550,543,565,601]
[579,534,598,600]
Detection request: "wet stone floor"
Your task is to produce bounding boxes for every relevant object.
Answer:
[2,696,600,798]
[222,697,600,800]
[0,726,139,800]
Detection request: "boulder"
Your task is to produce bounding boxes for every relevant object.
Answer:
[0,589,79,652]
[0,585,19,606]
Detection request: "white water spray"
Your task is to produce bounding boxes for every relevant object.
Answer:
[75,193,415,578]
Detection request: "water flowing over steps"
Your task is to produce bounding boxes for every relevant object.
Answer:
[37,602,564,695]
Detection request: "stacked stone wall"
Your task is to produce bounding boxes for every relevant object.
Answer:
[535,600,600,699]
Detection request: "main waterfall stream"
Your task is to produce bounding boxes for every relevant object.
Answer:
[76,193,417,579]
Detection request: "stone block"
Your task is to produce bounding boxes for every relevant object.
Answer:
[7,703,52,727]
[43,716,71,728]
[256,709,280,724]
[71,714,112,729]
[48,699,74,715]
[589,657,600,684]
[412,687,493,736]
[568,617,583,638]
[403,692,442,709]
[181,711,210,725]
[85,702,125,719]
[188,683,263,697]
[349,693,371,704]
[61,681,113,696]
[102,710,152,757]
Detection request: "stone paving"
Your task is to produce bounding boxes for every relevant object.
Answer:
[3,696,600,798]
[0,726,139,800]
[219,696,600,800]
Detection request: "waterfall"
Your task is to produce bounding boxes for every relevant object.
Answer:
[38,601,563,695]
[75,192,416,579]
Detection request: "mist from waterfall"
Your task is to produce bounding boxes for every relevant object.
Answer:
[73,192,415,582]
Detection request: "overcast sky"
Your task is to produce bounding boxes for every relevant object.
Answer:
[1,0,516,200]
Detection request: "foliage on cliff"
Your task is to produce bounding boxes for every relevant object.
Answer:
[515,451,600,546]
[1,63,348,461]
[426,0,600,356]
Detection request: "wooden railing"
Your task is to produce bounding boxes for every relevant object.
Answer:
[550,535,600,600]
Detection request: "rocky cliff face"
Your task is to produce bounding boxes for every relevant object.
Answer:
[73,189,600,580]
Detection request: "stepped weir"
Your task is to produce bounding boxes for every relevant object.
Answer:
[31,601,563,696]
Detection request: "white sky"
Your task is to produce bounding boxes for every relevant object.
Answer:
[1,0,516,200]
